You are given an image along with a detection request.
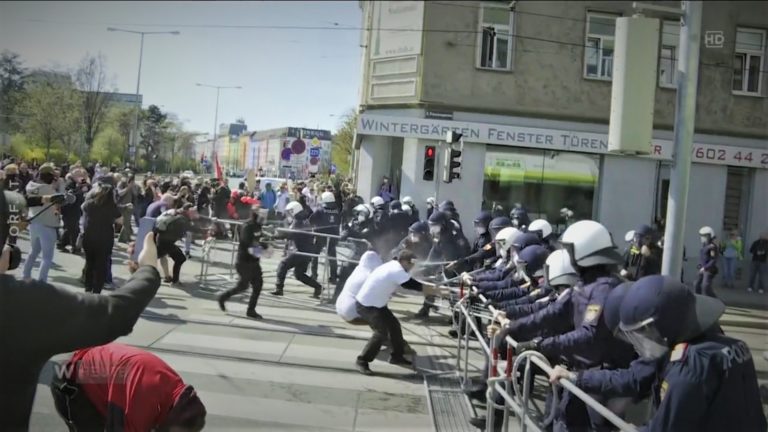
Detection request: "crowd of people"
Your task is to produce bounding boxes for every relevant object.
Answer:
[1,154,767,431]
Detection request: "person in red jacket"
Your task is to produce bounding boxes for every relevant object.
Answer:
[51,343,206,432]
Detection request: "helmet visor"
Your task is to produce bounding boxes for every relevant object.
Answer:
[620,317,669,360]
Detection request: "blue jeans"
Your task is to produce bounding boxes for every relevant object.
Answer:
[750,262,766,291]
[722,257,737,285]
[23,223,57,282]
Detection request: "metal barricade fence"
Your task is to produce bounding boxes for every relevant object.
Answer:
[451,286,639,432]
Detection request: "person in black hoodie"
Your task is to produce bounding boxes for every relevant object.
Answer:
[0,181,162,431]
[57,174,89,254]
[218,204,270,319]
[81,179,121,294]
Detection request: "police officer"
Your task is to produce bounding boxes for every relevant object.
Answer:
[477,220,631,430]
[309,191,341,283]
[439,200,462,232]
[478,244,549,303]
[333,204,379,301]
[620,224,662,281]
[400,196,419,223]
[619,275,767,431]
[447,211,492,272]
[414,211,471,319]
[509,205,531,231]
[390,221,431,261]
[425,197,436,219]
[528,219,557,252]
[548,281,659,405]
[270,201,323,298]
[218,204,269,319]
[370,196,388,229]
[462,226,522,287]
[473,232,541,294]
[695,226,719,297]
[492,249,580,321]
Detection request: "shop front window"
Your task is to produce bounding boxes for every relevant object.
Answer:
[482,146,600,234]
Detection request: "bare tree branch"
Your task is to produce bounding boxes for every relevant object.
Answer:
[75,53,113,151]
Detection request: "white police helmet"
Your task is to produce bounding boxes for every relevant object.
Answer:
[624,230,636,243]
[494,227,522,258]
[370,196,385,208]
[402,196,414,206]
[560,220,622,267]
[528,219,553,239]
[353,203,371,222]
[543,249,579,287]
[698,226,715,237]
[426,197,436,206]
[285,201,303,216]
[321,191,335,204]
[402,204,412,215]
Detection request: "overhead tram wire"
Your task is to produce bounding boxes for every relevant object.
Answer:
[23,18,767,74]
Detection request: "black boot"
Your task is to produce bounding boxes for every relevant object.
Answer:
[414,305,430,319]
[270,285,284,296]
[246,292,261,319]
[217,293,229,312]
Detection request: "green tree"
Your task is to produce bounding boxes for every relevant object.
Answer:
[0,50,26,134]
[90,126,124,165]
[331,108,357,176]
[75,53,113,152]
[18,80,83,161]
[139,104,168,168]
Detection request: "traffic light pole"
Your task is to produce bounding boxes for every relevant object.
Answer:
[434,141,443,203]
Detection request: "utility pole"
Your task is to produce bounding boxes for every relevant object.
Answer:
[107,28,179,168]
[657,1,703,277]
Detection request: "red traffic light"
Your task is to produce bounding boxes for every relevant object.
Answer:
[426,147,434,158]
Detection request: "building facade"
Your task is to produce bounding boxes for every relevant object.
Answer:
[353,0,768,281]
[247,127,332,179]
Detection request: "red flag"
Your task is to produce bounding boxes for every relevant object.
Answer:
[213,151,223,181]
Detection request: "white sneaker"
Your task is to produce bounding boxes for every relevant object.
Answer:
[747,287,754,292]
[759,289,765,294]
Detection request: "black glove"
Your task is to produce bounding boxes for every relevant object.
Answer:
[514,337,541,355]
[497,323,514,342]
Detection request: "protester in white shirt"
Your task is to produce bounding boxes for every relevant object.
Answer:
[354,249,441,375]
[336,251,382,323]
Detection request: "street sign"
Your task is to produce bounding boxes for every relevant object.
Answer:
[291,138,306,154]
[311,137,320,146]
[280,148,292,161]
[309,157,319,165]
[309,147,321,158]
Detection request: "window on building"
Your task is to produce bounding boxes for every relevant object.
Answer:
[477,4,514,70]
[733,28,765,95]
[659,20,680,88]
[584,12,619,80]
[483,147,600,234]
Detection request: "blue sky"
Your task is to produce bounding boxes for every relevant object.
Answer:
[0,1,362,135]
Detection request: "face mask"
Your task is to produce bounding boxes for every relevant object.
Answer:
[429,225,442,236]
[286,214,294,224]
[475,226,486,236]
[499,247,508,259]
[409,233,420,243]
[357,214,366,223]
[700,236,709,244]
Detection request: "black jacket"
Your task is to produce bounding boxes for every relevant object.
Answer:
[237,218,269,263]
[82,197,121,244]
[0,266,161,431]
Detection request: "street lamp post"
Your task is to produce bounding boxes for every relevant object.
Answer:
[107,27,180,168]
[195,83,242,171]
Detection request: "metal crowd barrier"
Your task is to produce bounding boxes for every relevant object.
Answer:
[451,286,638,432]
